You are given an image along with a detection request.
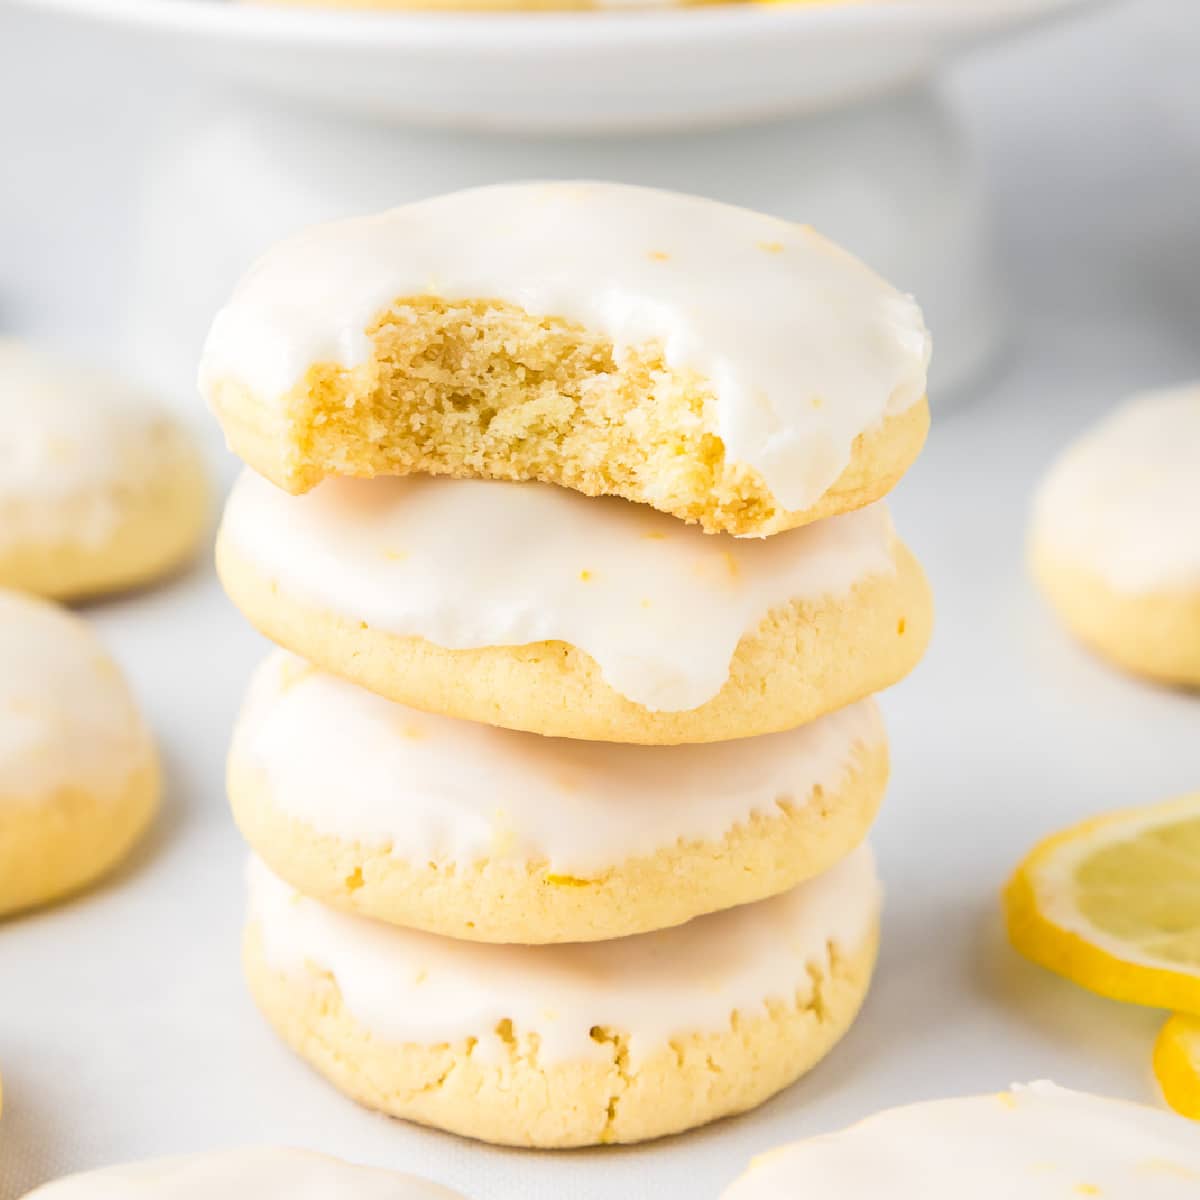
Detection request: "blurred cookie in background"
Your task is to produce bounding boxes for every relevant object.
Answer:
[0,588,159,918]
[1030,383,1200,687]
[0,339,208,600]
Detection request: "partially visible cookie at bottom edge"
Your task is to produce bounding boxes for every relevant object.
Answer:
[22,1148,465,1199]
[243,848,881,1148]
[720,1082,1200,1197]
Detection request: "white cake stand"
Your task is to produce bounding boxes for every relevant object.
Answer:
[17,0,1097,405]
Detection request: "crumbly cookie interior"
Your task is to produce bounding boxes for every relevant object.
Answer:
[286,297,783,534]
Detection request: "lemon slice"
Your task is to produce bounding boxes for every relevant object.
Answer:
[1004,794,1200,1013]
[1155,1014,1200,1120]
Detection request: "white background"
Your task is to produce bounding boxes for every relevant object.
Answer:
[1,0,1199,1196]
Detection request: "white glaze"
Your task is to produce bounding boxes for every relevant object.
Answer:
[0,588,152,801]
[249,845,880,1065]
[594,0,683,8]
[1033,383,1200,592]
[0,339,193,548]
[199,181,930,513]
[234,651,884,871]
[721,1082,1200,1198]
[23,1148,464,1200]
[220,472,898,712]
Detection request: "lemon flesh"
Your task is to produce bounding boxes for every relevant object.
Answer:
[1005,796,1200,1014]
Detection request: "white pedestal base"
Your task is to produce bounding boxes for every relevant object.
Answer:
[124,85,1000,415]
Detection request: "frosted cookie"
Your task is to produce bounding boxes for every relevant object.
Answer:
[244,846,880,1148]
[230,651,888,942]
[200,181,930,537]
[0,340,208,599]
[256,0,733,10]
[721,1082,1200,1197]
[24,1148,464,1199]
[0,589,158,917]
[1031,384,1200,686]
[216,474,931,744]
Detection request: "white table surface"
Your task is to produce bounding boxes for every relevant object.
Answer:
[1,0,1199,1196]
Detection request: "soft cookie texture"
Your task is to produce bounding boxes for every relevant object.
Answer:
[721,1082,1200,1198]
[201,182,930,536]
[23,1148,465,1199]
[245,847,879,1148]
[230,652,888,942]
[0,340,208,599]
[1031,384,1200,686]
[217,474,932,743]
[0,589,159,917]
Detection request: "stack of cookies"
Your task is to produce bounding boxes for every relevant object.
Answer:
[201,182,934,1148]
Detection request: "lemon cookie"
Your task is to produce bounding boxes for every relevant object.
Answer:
[200,182,930,537]
[245,845,879,1148]
[1031,384,1200,687]
[24,1148,465,1199]
[217,474,931,744]
[0,340,208,599]
[231,651,887,942]
[721,1082,1200,1197]
[0,589,158,917]
[258,0,733,10]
